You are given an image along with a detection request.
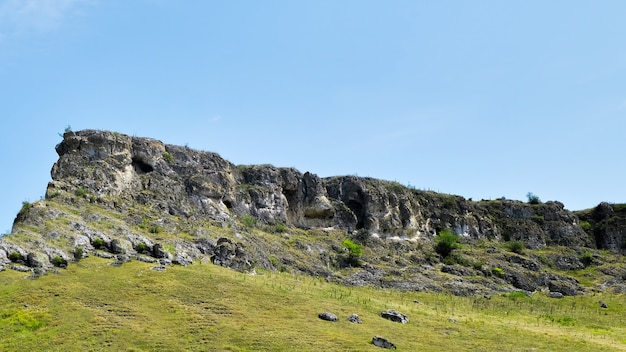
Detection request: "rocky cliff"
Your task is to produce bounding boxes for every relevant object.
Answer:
[2,129,626,296]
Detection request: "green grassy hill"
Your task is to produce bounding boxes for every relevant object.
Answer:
[1,255,625,351]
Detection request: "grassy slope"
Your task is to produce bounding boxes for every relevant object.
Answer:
[1,257,626,351]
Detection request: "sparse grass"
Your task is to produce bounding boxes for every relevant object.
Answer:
[505,240,525,254]
[74,187,88,197]
[0,256,625,351]
[241,215,257,228]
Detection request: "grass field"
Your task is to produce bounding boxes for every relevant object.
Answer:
[1,256,625,351]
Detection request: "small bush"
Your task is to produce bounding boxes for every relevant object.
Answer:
[527,192,541,204]
[9,251,21,262]
[472,260,485,270]
[442,255,457,265]
[492,267,505,277]
[19,201,32,215]
[241,215,257,228]
[580,251,594,266]
[51,256,67,268]
[434,229,461,258]
[342,239,363,267]
[505,241,525,254]
[531,215,545,224]
[135,242,148,253]
[75,187,88,197]
[148,225,162,234]
[73,247,83,261]
[580,221,592,232]
[163,151,174,164]
[269,256,279,267]
[272,222,288,233]
[92,238,105,249]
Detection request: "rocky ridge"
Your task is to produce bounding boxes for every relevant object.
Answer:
[2,129,626,296]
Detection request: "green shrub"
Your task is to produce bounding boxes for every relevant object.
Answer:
[135,242,148,253]
[492,267,505,277]
[8,251,21,262]
[505,241,525,254]
[342,239,363,267]
[434,229,461,258]
[580,221,592,232]
[531,215,545,224]
[75,187,88,197]
[163,151,174,164]
[472,260,485,270]
[272,222,288,233]
[92,238,105,249]
[580,251,594,266]
[269,256,279,267]
[527,192,541,204]
[73,247,83,261]
[51,256,67,268]
[19,201,32,216]
[148,225,162,234]
[241,215,257,228]
[442,255,457,265]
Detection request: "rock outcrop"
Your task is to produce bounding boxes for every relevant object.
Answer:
[1,129,625,295]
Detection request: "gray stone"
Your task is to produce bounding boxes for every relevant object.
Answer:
[347,314,362,324]
[372,336,396,349]
[318,312,338,322]
[548,292,564,299]
[380,309,408,324]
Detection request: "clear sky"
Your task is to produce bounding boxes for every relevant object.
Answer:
[1,0,625,234]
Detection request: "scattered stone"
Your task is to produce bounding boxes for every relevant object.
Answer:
[347,314,362,324]
[174,252,193,266]
[318,312,338,322]
[159,258,173,266]
[136,255,157,263]
[151,265,167,272]
[93,251,114,259]
[548,292,564,299]
[599,301,608,308]
[448,318,457,323]
[372,336,396,349]
[380,309,408,324]
[10,264,31,273]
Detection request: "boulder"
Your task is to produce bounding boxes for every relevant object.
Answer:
[548,292,564,299]
[372,336,396,349]
[318,312,338,322]
[380,309,408,324]
[347,314,362,324]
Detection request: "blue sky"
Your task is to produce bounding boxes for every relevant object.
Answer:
[1,0,625,234]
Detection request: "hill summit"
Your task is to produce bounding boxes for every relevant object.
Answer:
[2,129,626,295]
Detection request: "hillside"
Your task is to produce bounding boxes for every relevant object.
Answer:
[2,129,626,296]
[2,255,626,351]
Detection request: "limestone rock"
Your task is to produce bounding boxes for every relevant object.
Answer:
[318,312,338,322]
[372,336,396,349]
[380,309,408,324]
[347,314,362,324]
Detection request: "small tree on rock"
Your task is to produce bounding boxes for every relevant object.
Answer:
[434,229,461,258]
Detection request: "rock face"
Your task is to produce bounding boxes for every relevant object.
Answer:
[1,129,625,295]
[39,130,593,246]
